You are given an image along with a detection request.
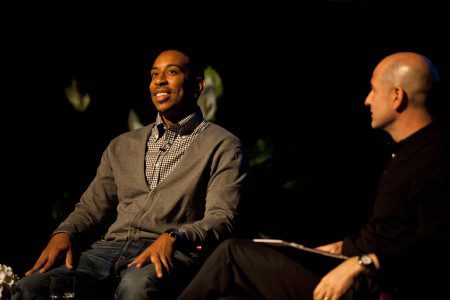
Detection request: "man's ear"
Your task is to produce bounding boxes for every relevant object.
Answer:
[392,86,408,112]
[197,77,206,94]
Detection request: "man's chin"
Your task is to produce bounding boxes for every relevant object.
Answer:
[154,102,172,114]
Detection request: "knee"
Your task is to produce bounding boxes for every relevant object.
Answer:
[115,266,158,300]
[12,273,49,300]
[206,238,252,266]
[216,238,247,252]
[216,238,253,256]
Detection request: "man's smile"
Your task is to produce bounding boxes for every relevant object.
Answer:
[154,90,172,102]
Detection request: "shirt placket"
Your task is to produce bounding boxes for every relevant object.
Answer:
[152,129,176,188]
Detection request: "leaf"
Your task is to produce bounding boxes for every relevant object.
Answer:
[198,66,223,121]
[128,109,144,131]
[65,79,91,112]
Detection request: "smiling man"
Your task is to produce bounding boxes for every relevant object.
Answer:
[13,49,247,299]
[150,50,203,125]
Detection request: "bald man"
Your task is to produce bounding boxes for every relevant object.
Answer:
[178,53,450,299]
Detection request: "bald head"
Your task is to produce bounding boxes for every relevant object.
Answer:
[376,52,439,107]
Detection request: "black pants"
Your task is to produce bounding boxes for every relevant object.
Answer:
[178,239,375,300]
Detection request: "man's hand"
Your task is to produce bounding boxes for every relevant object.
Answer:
[26,233,73,276]
[315,241,343,255]
[128,233,175,278]
[313,256,362,300]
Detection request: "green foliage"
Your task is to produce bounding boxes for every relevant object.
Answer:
[198,66,223,121]
[65,79,91,112]
[249,138,274,167]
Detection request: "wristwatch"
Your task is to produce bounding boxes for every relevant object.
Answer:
[165,228,187,242]
[358,255,375,271]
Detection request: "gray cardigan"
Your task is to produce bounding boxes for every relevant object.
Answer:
[55,122,247,247]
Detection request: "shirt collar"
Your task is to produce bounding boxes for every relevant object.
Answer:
[155,109,204,136]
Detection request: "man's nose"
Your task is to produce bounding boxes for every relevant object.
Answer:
[154,73,168,85]
[364,94,371,106]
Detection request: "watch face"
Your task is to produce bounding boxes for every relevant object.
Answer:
[359,255,375,270]
[166,229,186,240]
[165,228,178,237]
[361,255,372,265]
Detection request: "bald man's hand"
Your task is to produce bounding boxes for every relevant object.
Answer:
[315,241,343,255]
[313,257,361,300]
[25,233,74,276]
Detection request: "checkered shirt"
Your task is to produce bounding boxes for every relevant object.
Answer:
[145,110,207,190]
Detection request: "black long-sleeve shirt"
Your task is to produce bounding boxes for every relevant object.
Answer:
[342,123,450,290]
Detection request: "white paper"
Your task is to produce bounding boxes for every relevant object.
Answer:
[252,239,349,260]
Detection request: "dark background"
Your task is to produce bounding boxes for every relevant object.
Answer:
[2,1,449,275]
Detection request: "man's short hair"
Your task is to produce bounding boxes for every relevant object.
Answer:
[146,46,207,79]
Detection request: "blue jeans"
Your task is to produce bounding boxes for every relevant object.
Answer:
[12,239,198,300]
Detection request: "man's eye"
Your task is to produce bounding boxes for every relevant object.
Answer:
[168,69,178,75]
[151,73,158,78]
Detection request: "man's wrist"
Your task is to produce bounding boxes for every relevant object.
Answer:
[165,228,187,240]
[164,228,188,247]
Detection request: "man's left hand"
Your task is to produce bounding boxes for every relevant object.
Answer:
[128,233,176,278]
[313,257,362,300]
[315,241,343,255]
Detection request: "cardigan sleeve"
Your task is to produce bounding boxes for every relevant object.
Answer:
[180,138,247,249]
